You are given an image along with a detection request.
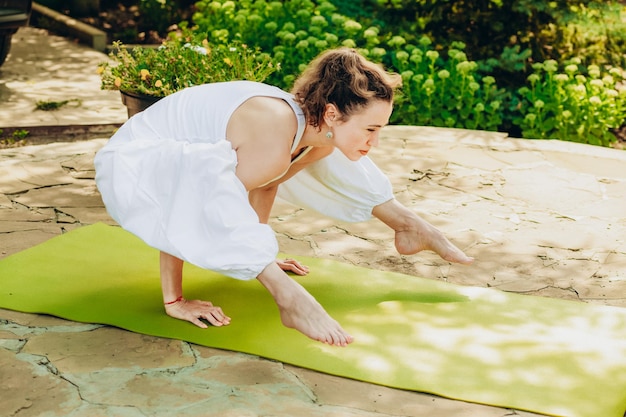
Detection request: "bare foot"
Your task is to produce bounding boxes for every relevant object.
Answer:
[258,263,353,346]
[277,281,353,346]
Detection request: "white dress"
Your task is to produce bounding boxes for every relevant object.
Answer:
[94,81,393,280]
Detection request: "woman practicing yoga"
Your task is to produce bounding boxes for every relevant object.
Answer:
[94,47,473,347]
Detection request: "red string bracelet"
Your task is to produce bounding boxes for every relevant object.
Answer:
[164,295,184,305]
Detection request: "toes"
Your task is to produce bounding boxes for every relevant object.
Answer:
[325,327,352,347]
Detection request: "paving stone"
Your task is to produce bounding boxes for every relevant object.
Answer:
[65,405,148,417]
[22,326,195,373]
[0,226,63,258]
[286,365,539,417]
[541,149,626,179]
[56,207,114,225]
[275,233,317,257]
[0,193,12,208]
[499,164,616,218]
[66,370,215,412]
[0,349,83,417]
[314,229,383,260]
[61,153,98,179]
[0,308,87,328]
[187,352,312,400]
[13,182,103,208]
[0,206,56,222]
[0,161,77,194]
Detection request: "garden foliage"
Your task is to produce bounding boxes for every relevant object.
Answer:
[514,60,625,147]
[99,29,278,97]
[186,0,625,146]
[391,38,503,131]
[94,0,613,145]
[191,0,508,132]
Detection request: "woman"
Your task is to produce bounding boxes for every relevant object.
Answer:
[94,48,473,347]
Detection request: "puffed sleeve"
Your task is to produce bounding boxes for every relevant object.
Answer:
[95,138,278,280]
[278,149,393,222]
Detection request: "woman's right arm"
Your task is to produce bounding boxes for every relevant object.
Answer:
[160,251,184,304]
[160,251,231,327]
[249,185,279,224]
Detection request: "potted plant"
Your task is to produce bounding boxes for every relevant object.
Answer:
[98,28,279,117]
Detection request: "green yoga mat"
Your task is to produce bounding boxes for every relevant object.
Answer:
[1,223,625,417]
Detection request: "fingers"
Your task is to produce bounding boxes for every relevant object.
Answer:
[200,305,231,327]
[278,258,310,275]
[190,316,209,329]
[189,307,230,328]
[437,240,475,265]
[166,299,231,328]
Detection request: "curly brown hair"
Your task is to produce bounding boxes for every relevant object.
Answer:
[291,48,402,128]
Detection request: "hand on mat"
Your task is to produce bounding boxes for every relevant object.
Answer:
[165,298,231,328]
[276,258,310,276]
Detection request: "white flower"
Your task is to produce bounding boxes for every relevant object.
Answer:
[192,45,208,55]
[589,96,602,105]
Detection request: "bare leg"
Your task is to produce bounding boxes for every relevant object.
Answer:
[160,251,231,328]
[373,199,474,264]
[258,262,353,346]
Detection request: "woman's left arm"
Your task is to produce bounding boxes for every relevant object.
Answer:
[249,146,334,223]
[249,185,310,276]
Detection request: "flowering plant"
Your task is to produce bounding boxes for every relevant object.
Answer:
[513,58,626,146]
[98,30,279,97]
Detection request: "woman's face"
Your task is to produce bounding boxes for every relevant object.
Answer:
[330,100,393,161]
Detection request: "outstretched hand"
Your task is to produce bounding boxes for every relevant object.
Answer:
[395,226,474,265]
[276,258,310,275]
[372,199,474,265]
[164,298,231,328]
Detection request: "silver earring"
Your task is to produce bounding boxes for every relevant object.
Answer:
[326,131,333,139]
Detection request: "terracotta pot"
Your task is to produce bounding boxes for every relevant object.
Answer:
[120,91,163,118]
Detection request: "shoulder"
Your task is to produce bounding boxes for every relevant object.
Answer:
[228,95,298,148]
[227,94,298,189]
[245,95,296,120]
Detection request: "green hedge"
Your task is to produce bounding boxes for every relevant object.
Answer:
[189,0,625,147]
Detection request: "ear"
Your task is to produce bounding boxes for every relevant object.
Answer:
[323,103,340,126]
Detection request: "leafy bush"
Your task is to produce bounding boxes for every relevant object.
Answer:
[513,60,626,146]
[369,0,625,66]
[368,0,626,96]
[190,1,509,133]
[192,0,388,87]
[390,37,504,131]
[139,0,182,35]
[99,28,278,97]
[186,0,625,146]
[554,2,626,68]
